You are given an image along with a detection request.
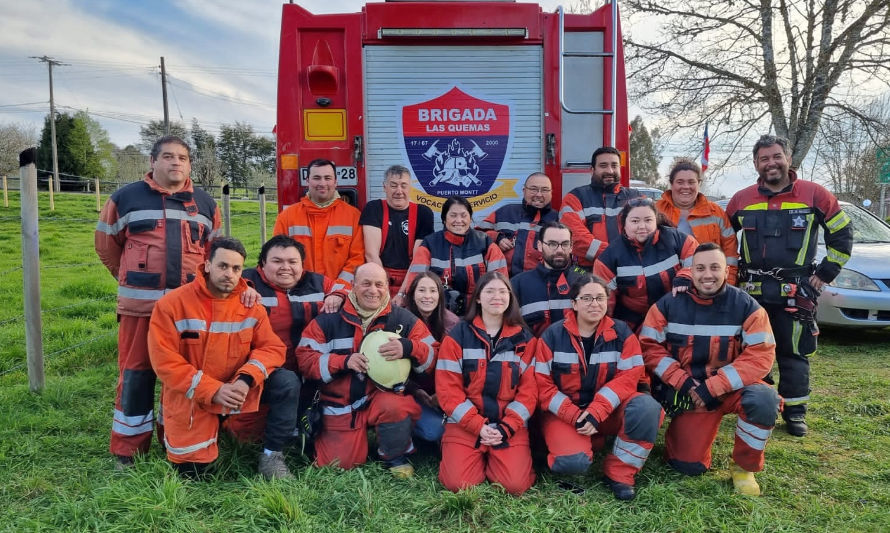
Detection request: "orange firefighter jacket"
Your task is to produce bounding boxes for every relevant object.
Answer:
[148,268,286,416]
[655,191,739,284]
[273,196,364,291]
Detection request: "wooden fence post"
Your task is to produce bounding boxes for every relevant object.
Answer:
[19,149,45,392]
[95,177,101,212]
[48,171,55,212]
[2,175,7,208]
[222,183,231,237]
[258,185,267,244]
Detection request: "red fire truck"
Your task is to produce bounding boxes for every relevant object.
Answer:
[276,0,629,218]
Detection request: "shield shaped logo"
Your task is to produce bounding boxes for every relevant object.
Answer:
[402,87,509,198]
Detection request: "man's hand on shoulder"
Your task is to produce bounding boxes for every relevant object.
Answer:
[240,287,260,308]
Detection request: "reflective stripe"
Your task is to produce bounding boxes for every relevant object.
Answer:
[331,283,346,292]
[260,296,279,307]
[430,258,450,269]
[639,325,666,343]
[112,409,154,436]
[825,246,850,266]
[721,365,744,391]
[448,399,474,423]
[477,220,495,230]
[558,205,576,217]
[617,354,644,370]
[209,318,258,333]
[520,299,572,316]
[613,436,650,468]
[165,209,214,230]
[582,205,622,217]
[491,351,519,364]
[680,254,693,268]
[288,225,311,237]
[742,330,774,346]
[454,254,484,267]
[463,348,486,360]
[689,216,722,228]
[298,336,354,354]
[589,350,621,365]
[319,352,333,383]
[736,419,771,451]
[326,225,353,236]
[118,286,169,300]
[185,371,203,399]
[339,271,354,283]
[548,391,570,415]
[289,292,324,303]
[175,319,207,333]
[783,395,809,405]
[825,210,851,232]
[665,323,741,337]
[597,386,620,409]
[585,239,602,260]
[322,396,369,416]
[164,435,217,457]
[487,258,508,270]
[414,335,436,373]
[654,357,679,378]
[722,227,736,238]
[506,401,531,423]
[436,359,462,374]
[616,255,680,278]
[553,351,578,364]
[408,264,429,273]
[726,257,739,266]
[246,359,268,379]
[534,361,551,375]
[95,220,115,235]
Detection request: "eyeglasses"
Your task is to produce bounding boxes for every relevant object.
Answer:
[575,295,607,305]
[524,187,552,194]
[627,197,655,207]
[542,240,573,251]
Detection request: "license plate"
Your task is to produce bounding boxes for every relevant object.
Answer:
[300,166,358,186]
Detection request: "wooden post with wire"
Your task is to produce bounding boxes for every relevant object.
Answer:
[95,177,101,212]
[222,183,231,237]
[258,185,267,244]
[19,148,45,392]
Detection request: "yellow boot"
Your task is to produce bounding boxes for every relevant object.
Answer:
[730,462,761,496]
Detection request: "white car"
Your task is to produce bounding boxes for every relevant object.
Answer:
[815,202,890,328]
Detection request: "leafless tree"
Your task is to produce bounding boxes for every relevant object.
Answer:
[812,95,890,208]
[624,0,890,168]
[0,122,38,177]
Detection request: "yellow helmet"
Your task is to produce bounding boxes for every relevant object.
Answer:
[361,330,410,393]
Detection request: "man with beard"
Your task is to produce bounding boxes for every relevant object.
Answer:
[560,146,641,270]
[726,135,852,437]
[478,172,559,277]
[148,237,300,479]
[639,243,779,496]
[511,221,581,336]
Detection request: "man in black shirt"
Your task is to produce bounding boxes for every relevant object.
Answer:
[360,165,435,300]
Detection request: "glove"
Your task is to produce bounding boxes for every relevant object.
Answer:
[651,377,695,417]
[692,382,721,411]
[575,412,599,430]
[672,275,692,291]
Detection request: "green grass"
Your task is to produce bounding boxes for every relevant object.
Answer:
[1,192,889,532]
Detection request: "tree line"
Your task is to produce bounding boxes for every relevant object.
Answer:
[0,114,275,191]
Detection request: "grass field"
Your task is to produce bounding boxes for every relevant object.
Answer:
[1,192,889,532]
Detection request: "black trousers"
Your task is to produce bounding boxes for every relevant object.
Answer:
[762,304,815,419]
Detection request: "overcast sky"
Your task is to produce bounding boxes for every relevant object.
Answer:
[0,0,753,195]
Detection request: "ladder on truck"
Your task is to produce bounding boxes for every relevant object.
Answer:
[558,2,619,168]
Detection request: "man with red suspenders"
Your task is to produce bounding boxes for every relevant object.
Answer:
[360,165,435,301]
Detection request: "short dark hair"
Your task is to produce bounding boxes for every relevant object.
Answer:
[258,235,305,267]
[384,165,411,180]
[752,135,791,159]
[568,273,611,301]
[591,146,621,167]
[150,135,191,161]
[463,271,526,328]
[209,237,246,262]
[441,196,473,224]
[668,158,702,184]
[693,242,723,256]
[537,220,571,243]
[306,158,337,176]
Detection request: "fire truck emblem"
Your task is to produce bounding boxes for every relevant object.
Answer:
[402,87,509,197]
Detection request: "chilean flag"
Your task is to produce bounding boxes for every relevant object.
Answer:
[701,122,710,173]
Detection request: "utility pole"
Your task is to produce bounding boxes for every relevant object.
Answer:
[160,57,170,135]
[32,55,67,196]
